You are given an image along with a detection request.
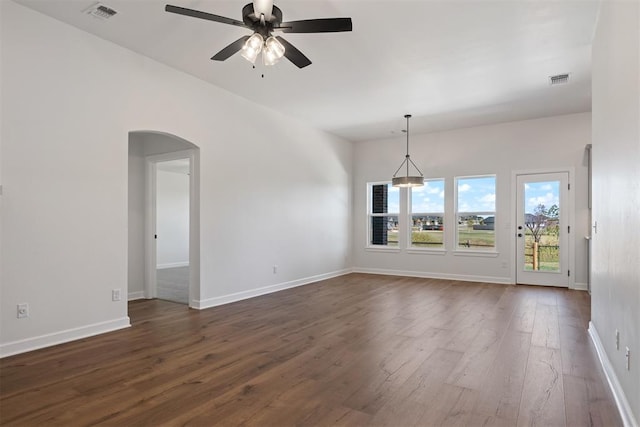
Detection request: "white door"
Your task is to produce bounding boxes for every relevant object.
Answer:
[516,172,569,287]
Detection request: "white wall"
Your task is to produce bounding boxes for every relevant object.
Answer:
[156,167,189,269]
[591,1,640,424]
[127,141,145,299]
[353,113,591,286]
[0,1,352,356]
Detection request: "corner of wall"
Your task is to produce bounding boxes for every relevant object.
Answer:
[589,322,639,427]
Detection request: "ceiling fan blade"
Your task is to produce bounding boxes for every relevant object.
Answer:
[276,36,312,69]
[278,18,352,33]
[211,36,250,61]
[253,0,273,21]
[165,4,248,29]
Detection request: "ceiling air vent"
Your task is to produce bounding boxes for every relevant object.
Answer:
[549,73,570,86]
[84,3,118,20]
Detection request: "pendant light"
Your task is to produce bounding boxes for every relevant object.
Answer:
[262,36,285,66]
[240,33,264,64]
[392,114,424,187]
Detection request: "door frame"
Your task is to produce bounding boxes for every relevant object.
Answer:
[145,149,200,307]
[510,168,575,288]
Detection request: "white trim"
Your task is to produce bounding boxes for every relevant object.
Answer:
[128,291,145,301]
[145,149,200,309]
[510,167,576,287]
[406,248,447,255]
[193,269,352,310]
[365,247,401,253]
[571,282,588,291]
[0,317,131,358]
[352,267,512,285]
[366,181,400,249]
[452,250,499,258]
[589,322,639,427]
[156,262,189,270]
[145,158,158,300]
[454,174,498,256]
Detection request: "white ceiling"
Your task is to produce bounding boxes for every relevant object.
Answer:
[14,0,601,142]
[157,158,190,174]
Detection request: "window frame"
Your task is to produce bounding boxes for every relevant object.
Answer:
[454,174,498,255]
[407,178,446,253]
[366,181,400,251]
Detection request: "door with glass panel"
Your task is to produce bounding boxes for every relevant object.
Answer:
[516,172,569,287]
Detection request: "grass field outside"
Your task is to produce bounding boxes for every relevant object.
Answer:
[379,225,561,267]
[524,230,560,271]
[457,225,495,249]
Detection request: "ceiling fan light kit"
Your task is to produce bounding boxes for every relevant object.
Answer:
[392,114,424,188]
[165,1,352,69]
[240,33,263,63]
[262,36,285,66]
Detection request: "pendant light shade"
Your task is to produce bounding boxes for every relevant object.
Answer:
[240,33,264,64]
[392,114,424,188]
[263,36,285,66]
[392,176,425,187]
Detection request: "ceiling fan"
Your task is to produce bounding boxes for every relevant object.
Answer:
[165,0,352,69]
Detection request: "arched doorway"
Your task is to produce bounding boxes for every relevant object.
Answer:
[128,131,200,311]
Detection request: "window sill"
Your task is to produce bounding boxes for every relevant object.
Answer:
[452,250,499,258]
[406,248,447,255]
[365,246,401,253]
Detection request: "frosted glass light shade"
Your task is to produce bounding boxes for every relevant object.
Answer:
[241,33,264,64]
[263,36,285,66]
[392,176,424,187]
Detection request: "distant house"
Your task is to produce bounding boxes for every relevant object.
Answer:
[473,216,495,230]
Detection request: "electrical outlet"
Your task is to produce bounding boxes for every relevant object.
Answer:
[273,265,278,274]
[112,289,121,301]
[626,347,631,371]
[615,330,620,350]
[17,303,29,319]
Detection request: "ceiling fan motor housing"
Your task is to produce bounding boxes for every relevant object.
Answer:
[242,3,283,38]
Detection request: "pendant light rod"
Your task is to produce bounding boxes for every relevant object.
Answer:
[392,114,424,187]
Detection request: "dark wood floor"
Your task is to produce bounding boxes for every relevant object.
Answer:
[0,274,621,426]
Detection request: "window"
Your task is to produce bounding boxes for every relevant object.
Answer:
[456,175,496,250]
[368,182,399,247]
[410,179,445,248]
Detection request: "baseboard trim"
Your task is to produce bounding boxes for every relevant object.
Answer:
[193,268,353,310]
[156,262,189,270]
[0,317,131,358]
[352,267,512,285]
[128,291,145,301]
[571,282,588,291]
[156,261,189,270]
[589,321,638,427]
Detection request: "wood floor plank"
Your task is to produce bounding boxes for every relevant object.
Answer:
[517,345,566,427]
[471,329,531,424]
[531,301,561,349]
[564,372,622,426]
[0,273,622,426]
[369,348,465,426]
[445,327,503,390]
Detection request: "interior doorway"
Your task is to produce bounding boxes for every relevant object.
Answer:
[155,158,190,304]
[145,149,199,306]
[127,131,200,311]
[515,172,569,287]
